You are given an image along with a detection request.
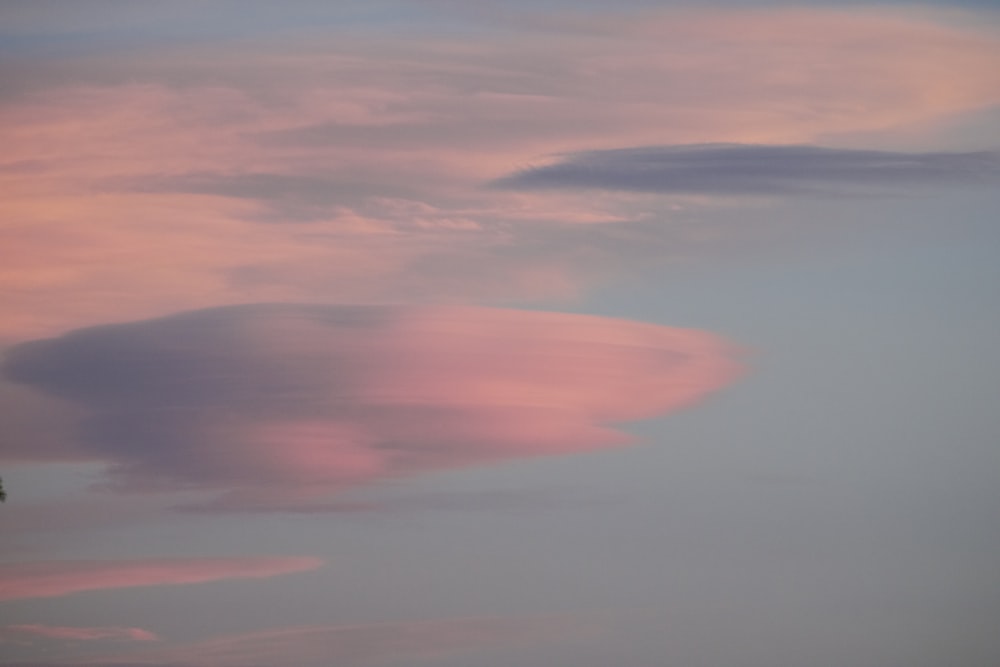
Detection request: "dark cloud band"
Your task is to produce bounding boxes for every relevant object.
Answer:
[493,144,1000,196]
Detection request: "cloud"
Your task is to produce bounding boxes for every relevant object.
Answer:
[3,614,594,667]
[493,144,1000,196]
[0,557,323,601]
[2,304,741,510]
[1,8,999,339]
[132,172,420,223]
[0,377,85,461]
[1,625,159,643]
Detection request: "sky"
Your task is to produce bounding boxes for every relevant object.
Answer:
[0,1,998,665]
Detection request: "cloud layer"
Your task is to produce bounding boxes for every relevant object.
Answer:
[0,557,323,601]
[2,7,999,339]
[3,304,741,510]
[494,144,1000,195]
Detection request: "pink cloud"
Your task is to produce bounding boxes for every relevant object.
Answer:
[2,304,742,510]
[2,624,159,642]
[0,8,997,340]
[0,557,323,601]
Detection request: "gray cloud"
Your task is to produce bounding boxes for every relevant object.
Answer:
[493,144,1000,196]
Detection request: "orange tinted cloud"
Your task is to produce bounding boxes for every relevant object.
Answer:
[2,304,742,510]
[1,625,159,643]
[0,557,323,601]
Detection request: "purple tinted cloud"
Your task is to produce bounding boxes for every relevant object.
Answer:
[2,303,741,511]
[493,144,1000,196]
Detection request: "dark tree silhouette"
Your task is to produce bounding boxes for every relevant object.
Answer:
[0,477,6,502]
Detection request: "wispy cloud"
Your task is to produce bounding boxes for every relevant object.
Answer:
[2,304,741,510]
[2,613,595,667]
[1,8,998,339]
[0,557,323,601]
[1,625,159,643]
[494,144,1000,196]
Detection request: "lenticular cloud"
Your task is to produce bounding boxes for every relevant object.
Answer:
[3,304,741,510]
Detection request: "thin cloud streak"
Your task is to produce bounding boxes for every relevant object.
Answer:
[2,304,742,511]
[0,557,324,601]
[494,144,1000,195]
[2,614,596,667]
[1,625,159,643]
